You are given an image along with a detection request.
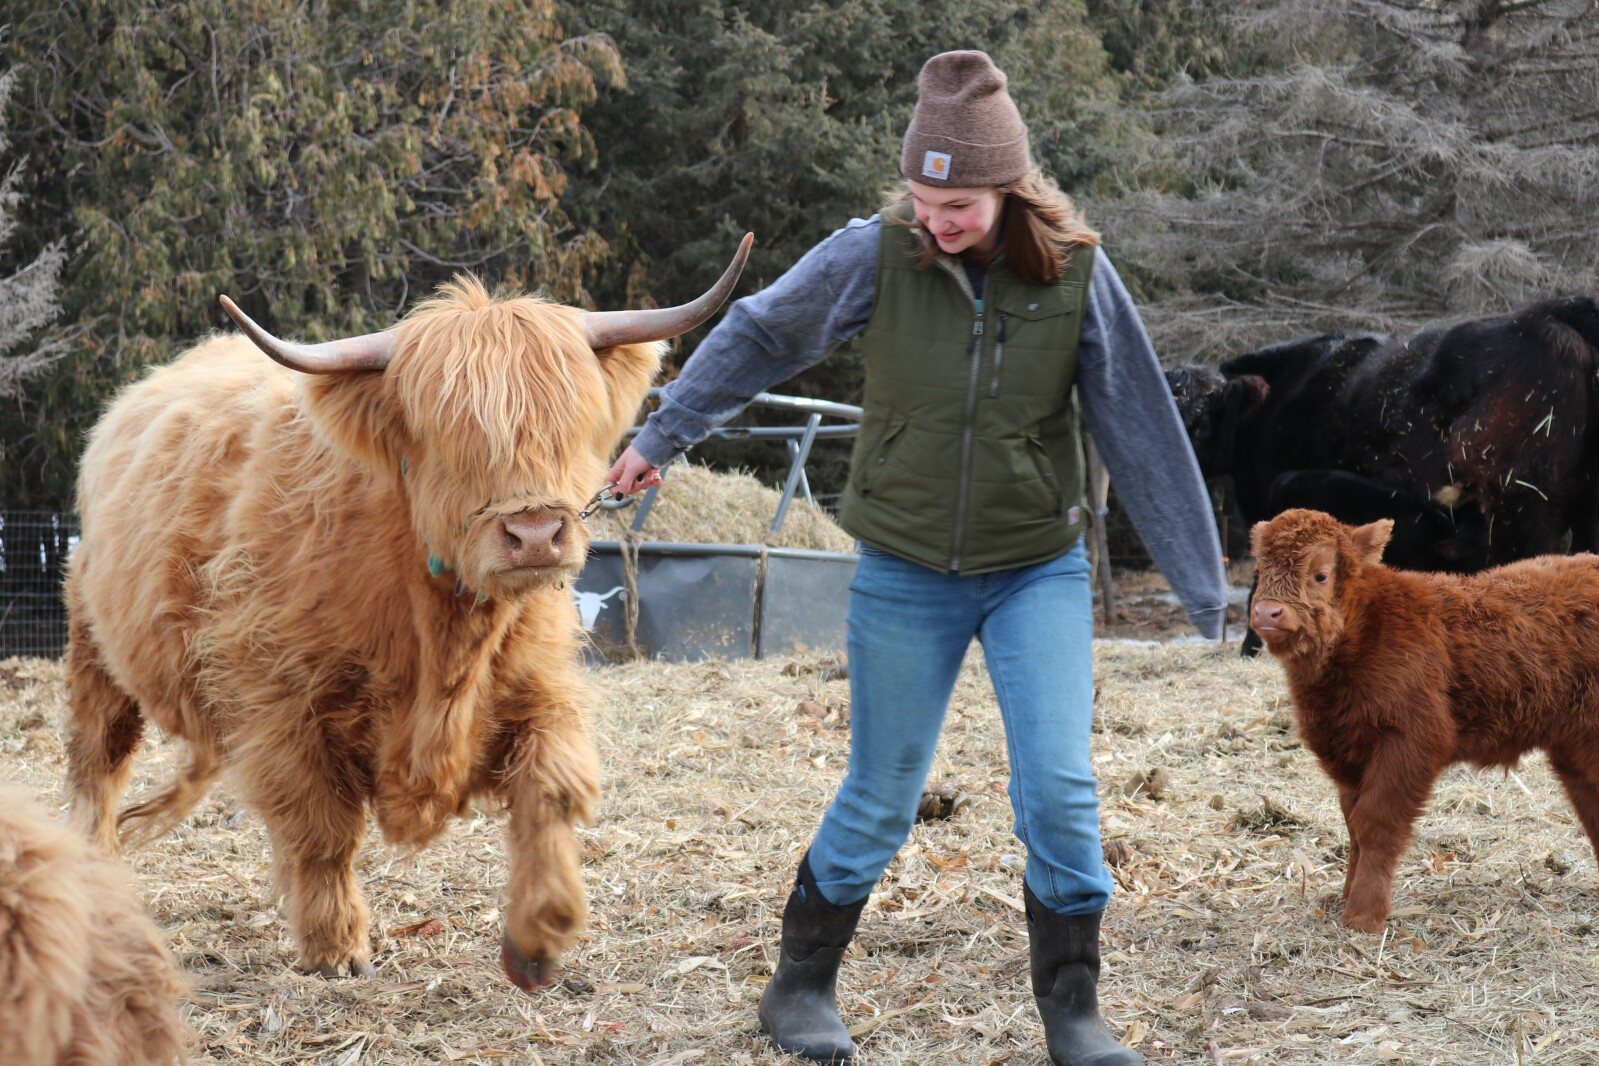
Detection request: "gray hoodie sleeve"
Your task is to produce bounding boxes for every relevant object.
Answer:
[1078,247,1229,639]
[630,216,880,467]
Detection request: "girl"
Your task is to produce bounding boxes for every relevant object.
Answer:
[608,50,1226,1065]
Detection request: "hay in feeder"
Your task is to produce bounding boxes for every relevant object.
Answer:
[585,462,855,552]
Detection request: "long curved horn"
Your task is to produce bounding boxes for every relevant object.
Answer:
[218,295,397,373]
[582,233,754,351]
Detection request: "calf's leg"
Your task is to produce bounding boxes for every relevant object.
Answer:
[1548,749,1599,871]
[1339,742,1444,933]
[1337,782,1362,901]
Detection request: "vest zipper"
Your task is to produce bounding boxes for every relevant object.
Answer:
[949,311,984,572]
[989,313,1008,399]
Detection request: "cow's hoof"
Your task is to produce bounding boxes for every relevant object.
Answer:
[1339,910,1387,934]
[308,959,376,978]
[501,932,557,992]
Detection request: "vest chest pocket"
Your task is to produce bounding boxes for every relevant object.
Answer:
[990,283,1082,396]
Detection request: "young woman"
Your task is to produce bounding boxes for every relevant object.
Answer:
[608,50,1226,1066]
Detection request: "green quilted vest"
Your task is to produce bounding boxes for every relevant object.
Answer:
[837,214,1095,574]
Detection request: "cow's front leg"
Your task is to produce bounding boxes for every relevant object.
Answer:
[499,705,600,992]
[374,620,503,848]
[1339,741,1443,933]
[254,768,374,977]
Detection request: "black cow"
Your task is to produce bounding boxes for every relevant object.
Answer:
[1266,469,1489,574]
[1168,295,1599,652]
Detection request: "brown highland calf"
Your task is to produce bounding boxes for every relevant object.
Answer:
[0,785,189,1065]
[65,237,750,989]
[1250,508,1599,932]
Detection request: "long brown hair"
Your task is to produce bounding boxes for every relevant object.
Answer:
[881,168,1100,285]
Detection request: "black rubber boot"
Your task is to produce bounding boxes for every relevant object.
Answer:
[1025,884,1143,1066]
[758,854,868,1063]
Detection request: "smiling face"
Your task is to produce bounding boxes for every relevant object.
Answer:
[907,180,1005,258]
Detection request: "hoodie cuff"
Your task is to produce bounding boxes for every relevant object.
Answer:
[629,423,683,469]
[1188,605,1227,642]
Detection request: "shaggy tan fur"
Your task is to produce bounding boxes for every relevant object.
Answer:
[65,276,662,988]
[0,784,188,1064]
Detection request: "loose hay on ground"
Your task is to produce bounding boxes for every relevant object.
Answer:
[3,619,1598,1063]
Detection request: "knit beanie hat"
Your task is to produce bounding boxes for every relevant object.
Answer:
[901,50,1031,188]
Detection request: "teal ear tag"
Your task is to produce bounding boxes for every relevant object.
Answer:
[427,554,445,577]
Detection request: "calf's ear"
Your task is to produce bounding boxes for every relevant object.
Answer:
[1249,520,1270,559]
[1349,519,1394,567]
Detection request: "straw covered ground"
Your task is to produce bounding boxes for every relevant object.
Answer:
[5,573,1599,1065]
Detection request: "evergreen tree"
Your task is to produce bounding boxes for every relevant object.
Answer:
[0,0,619,505]
[0,55,63,405]
[1099,0,1599,360]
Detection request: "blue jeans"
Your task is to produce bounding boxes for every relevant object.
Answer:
[807,540,1113,916]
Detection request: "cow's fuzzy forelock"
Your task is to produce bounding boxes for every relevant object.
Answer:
[372,277,617,592]
[389,277,612,498]
[1254,511,1347,601]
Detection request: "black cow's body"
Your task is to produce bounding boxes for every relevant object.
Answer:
[1168,295,1599,652]
[1265,469,1489,575]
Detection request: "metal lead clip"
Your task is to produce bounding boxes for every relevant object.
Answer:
[578,483,621,522]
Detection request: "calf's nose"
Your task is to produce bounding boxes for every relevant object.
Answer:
[1251,599,1285,629]
[500,511,567,568]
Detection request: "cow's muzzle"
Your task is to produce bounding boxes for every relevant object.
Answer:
[497,509,574,571]
[1250,597,1299,643]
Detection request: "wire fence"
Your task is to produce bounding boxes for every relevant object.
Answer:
[0,495,1168,663]
[0,511,78,660]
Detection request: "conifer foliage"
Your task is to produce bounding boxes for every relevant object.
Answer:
[1102,0,1599,358]
[0,55,63,405]
[0,0,620,504]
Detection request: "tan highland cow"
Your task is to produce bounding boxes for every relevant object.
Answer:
[0,784,189,1065]
[1250,508,1599,933]
[64,236,751,989]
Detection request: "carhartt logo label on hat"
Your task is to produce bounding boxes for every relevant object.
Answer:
[922,150,952,181]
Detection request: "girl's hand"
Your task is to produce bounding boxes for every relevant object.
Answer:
[606,445,664,498]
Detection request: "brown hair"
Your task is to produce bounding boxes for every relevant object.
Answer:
[881,168,1100,286]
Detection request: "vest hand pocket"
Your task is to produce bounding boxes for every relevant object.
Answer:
[860,416,909,495]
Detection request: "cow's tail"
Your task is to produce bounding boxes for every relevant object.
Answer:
[116,744,221,848]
